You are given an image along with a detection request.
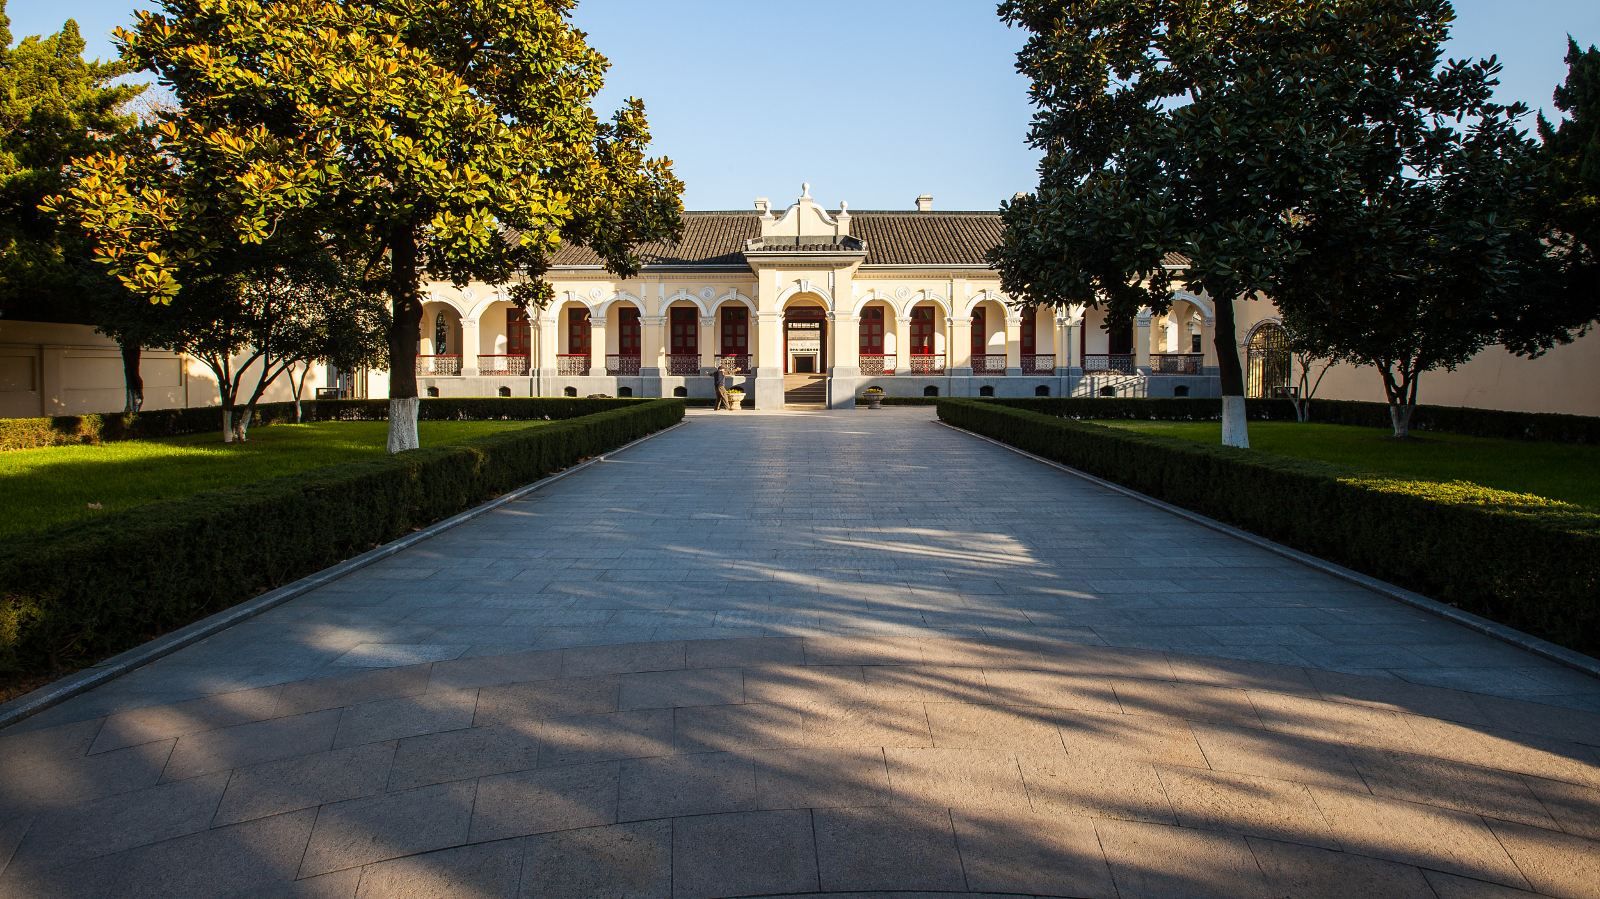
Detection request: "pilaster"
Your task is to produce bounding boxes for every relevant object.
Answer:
[588,318,608,378]
[459,318,480,376]
[1135,311,1153,373]
[1004,315,1023,376]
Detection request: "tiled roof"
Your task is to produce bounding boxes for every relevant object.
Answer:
[550,211,1006,268]
[548,210,1190,269]
[847,212,1005,265]
[550,213,758,267]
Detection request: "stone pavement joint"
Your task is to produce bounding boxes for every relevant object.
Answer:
[0,408,1596,897]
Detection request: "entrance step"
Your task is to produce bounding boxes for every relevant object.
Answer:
[783,374,828,407]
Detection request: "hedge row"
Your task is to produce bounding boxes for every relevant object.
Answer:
[0,399,685,679]
[985,396,1600,444]
[937,399,1600,656]
[0,397,655,451]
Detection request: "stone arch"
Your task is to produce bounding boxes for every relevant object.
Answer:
[850,289,895,317]
[962,289,1009,317]
[775,280,834,311]
[595,290,646,318]
[902,290,950,317]
[1171,290,1216,325]
[657,288,711,317]
[710,289,755,312]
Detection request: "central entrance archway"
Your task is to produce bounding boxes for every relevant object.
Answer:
[783,302,828,406]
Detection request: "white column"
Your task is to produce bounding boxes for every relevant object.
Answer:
[587,317,607,377]
[459,317,480,376]
[894,317,912,375]
[699,314,717,372]
[1135,311,1153,372]
[1004,315,1022,376]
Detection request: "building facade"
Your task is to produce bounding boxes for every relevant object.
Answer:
[5,184,1596,417]
[417,185,1223,409]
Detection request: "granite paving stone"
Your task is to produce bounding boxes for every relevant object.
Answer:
[212,741,396,826]
[470,761,620,842]
[4,409,1600,898]
[520,820,671,899]
[298,780,475,877]
[671,810,819,898]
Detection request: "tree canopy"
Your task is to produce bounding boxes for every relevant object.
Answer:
[0,1,143,322]
[990,0,1469,446]
[48,0,683,451]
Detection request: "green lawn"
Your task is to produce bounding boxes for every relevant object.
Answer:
[1097,420,1600,509]
[0,420,540,540]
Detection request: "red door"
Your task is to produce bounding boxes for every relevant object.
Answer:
[971,308,986,358]
[670,307,698,355]
[507,308,531,357]
[1021,307,1037,357]
[910,307,936,355]
[618,307,641,356]
[859,307,884,355]
[720,308,748,355]
[568,308,591,355]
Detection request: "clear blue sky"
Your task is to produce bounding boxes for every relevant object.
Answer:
[8,0,1598,210]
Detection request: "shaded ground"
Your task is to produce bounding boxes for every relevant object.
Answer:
[1099,420,1600,509]
[0,420,541,540]
[1,409,1596,897]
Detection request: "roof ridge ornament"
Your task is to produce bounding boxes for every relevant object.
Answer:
[801,182,811,199]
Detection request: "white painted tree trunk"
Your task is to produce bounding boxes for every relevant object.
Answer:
[235,408,255,442]
[1389,403,1414,439]
[221,409,235,443]
[387,397,420,453]
[1221,395,1250,448]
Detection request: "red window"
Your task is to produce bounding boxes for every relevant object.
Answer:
[1021,307,1037,356]
[971,307,987,357]
[859,307,885,355]
[567,308,591,354]
[1107,319,1134,355]
[507,307,531,356]
[720,307,748,355]
[670,307,698,355]
[910,307,936,355]
[618,307,641,355]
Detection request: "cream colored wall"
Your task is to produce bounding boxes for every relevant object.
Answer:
[0,319,336,418]
[1232,296,1600,416]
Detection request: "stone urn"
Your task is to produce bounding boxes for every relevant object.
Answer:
[727,389,745,410]
[865,390,883,410]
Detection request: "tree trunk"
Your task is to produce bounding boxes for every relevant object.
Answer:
[1293,397,1310,423]
[1212,294,1249,448]
[289,364,304,423]
[236,407,254,442]
[221,407,235,443]
[120,342,144,413]
[386,224,423,453]
[1388,402,1414,438]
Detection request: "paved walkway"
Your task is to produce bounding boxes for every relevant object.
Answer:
[2,409,1598,897]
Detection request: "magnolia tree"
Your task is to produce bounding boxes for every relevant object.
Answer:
[990,0,1471,447]
[0,5,146,408]
[48,0,682,452]
[1275,51,1597,437]
[162,250,388,441]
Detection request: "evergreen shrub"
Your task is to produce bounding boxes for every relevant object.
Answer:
[938,399,1600,655]
[0,399,684,678]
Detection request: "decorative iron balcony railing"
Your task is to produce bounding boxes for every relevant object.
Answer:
[1151,353,1204,375]
[909,353,946,374]
[556,354,590,376]
[606,354,642,376]
[971,353,1007,375]
[416,354,461,376]
[716,354,750,374]
[667,354,702,375]
[858,353,894,376]
[1083,353,1136,374]
[1022,354,1056,374]
[478,354,530,376]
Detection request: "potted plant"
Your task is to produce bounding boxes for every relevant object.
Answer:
[864,386,884,410]
[727,387,745,410]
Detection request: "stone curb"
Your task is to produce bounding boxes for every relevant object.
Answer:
[0,420,690,730]
[940,420,1600,682]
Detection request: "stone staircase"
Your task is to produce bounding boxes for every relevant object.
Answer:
[783,374,828,407]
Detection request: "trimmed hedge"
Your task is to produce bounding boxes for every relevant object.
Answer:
[985,397,1600,444]
[938,399,1600,656]
[0,397,655,451]
[0,399,684,679]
